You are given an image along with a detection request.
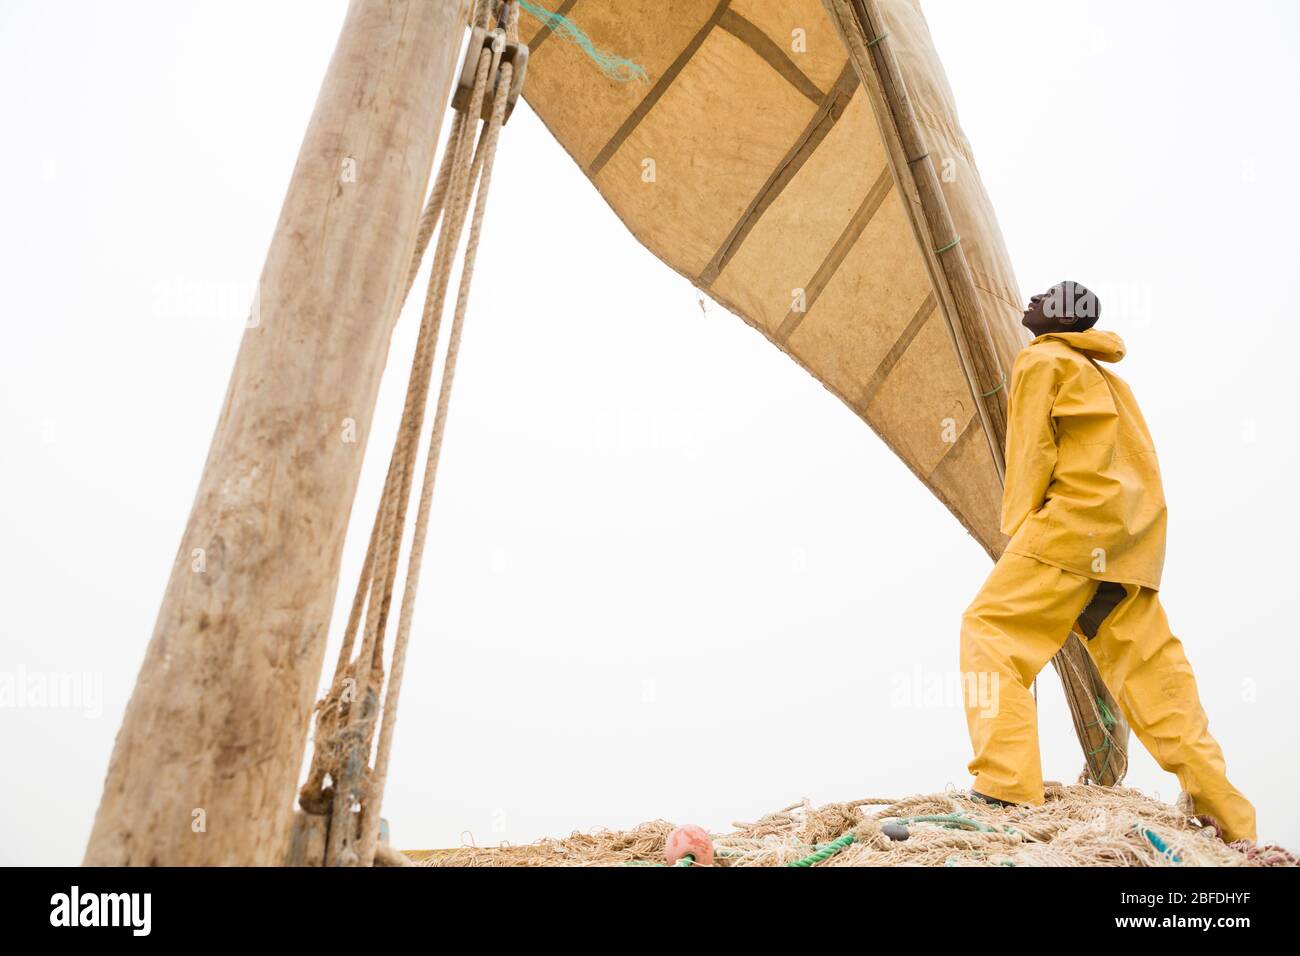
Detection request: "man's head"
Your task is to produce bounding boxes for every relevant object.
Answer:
[1021,281,1101,337]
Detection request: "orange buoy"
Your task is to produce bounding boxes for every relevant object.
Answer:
[664,824,713,866]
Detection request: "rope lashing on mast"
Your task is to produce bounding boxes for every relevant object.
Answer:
[932,235,962,255]
[1062,648,1129,786]
[299,0,524,867]
[1083,695,1120,780]
[979,372,1006,397]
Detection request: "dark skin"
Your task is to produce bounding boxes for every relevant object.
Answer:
[1021,281,1098,337]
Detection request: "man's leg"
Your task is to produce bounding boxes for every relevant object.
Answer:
[961,553,1098,805]
[1083,587,1257,842]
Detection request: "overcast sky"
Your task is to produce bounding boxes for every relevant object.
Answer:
[2,0,1298,865]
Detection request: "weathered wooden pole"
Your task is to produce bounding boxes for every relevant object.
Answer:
[85,0,470,866]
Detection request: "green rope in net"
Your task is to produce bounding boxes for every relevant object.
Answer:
[786,833,855,867]
[517,0,648,83]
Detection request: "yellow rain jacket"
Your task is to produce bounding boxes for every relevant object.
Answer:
[1001,330,1168,590]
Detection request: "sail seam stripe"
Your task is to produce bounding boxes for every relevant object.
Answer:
[859,291,936,408]
[928,411,979,478]
[698,62,858,288]
[587,0,733,176]
[774,165,893,343]
[717,8,825,105]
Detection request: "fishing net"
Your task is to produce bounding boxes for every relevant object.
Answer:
[407,784,1297,867]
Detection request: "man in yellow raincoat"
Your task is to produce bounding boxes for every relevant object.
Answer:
[961,280,1257,843]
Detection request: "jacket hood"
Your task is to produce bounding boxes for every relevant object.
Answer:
[1034,329,1126,363]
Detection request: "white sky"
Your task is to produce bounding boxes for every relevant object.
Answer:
[2,1,1298,865]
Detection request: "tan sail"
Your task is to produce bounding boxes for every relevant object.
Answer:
[520,0,1026,549]
[517,0,1127,783]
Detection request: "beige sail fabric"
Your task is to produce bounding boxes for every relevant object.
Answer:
[519,0,1027,552]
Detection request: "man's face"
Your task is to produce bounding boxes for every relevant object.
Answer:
[1021,282,1097,336]
[1021,289,1055,336]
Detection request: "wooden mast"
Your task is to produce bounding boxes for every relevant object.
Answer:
[84,0,471,866]
[823,0,1131,783]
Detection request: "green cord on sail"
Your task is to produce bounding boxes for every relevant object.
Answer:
[517,0,648,83]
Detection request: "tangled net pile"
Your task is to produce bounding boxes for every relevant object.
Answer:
[410,783,1297,867]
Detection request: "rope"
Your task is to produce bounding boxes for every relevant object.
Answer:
[517,0,647,82]
[298,111,474,816]
[1138,827,1183,864]
[302,5,519,866]
[1062,648,1129,785]
[1083,695,1121,783]
[786,833,855,867]
[323,59,488,866]
[418,786,1286,868]
[891,813,999,833]
[933,236,962,254]
[979,373,1006,397]
[617,813,1002,868]
[359,51,515,869]
[1095,695,1118,728]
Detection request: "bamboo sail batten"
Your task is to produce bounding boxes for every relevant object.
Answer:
[823,0,1008,485]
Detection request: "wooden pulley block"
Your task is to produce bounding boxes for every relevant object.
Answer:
[452,25,528,124]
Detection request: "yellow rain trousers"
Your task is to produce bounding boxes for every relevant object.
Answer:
[961,330,1257,843]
